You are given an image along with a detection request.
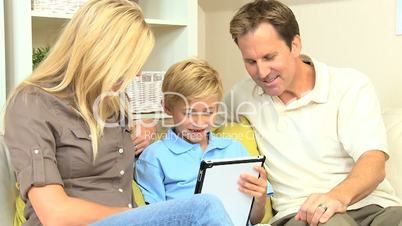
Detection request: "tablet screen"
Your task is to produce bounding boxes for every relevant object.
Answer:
[194,156,265,226]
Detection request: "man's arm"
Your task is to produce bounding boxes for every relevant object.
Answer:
[295,150,387,226]
[328,150,386,206]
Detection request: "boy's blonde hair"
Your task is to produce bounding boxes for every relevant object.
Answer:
[162,58,223,109]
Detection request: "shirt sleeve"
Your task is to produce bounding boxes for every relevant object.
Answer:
[4,89,63,201]
[135,148,166,204]
[338,76,388,161]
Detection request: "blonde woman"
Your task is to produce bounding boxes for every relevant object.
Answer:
[4,0,232,225]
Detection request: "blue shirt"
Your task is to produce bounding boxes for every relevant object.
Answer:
[135,128,250,203]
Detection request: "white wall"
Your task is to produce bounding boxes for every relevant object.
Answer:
[200,0,402,108]
[4,0,32,94]
[1,0,6,133]
[198,4,206,59]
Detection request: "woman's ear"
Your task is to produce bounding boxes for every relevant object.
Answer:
[291,35,302,57]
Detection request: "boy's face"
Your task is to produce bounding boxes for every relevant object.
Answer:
[165,96,220,148]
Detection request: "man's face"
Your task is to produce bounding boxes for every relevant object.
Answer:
[237,22,300,99]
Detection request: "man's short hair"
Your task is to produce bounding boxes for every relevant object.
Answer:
[230,0,300,49]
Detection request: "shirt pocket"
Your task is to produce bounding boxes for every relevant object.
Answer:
[60,127,94,178]
[70,127,92,141]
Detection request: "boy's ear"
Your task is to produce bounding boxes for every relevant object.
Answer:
[163,100,173,115]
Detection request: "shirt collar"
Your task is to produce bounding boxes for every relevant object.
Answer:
[300,55,330,104]
[162,128,232,154]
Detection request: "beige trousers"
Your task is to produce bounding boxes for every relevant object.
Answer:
[271,205,402,226]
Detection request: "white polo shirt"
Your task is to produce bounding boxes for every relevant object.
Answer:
[224,55,402,223]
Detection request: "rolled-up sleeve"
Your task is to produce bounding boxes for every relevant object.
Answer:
[4,89,63,201]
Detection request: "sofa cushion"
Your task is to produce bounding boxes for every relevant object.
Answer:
[132,180,146,206]
[382,109,402,199]
[213,116,260,156]
[14,195,25,226]
[0,135,18,226]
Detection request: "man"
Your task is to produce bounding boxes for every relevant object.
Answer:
[225,0,402,225]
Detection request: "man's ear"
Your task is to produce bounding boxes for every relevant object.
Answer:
[291,35,302,57]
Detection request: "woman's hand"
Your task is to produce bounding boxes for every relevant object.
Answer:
[131,119,157,156]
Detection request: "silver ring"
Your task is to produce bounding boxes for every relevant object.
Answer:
[318,203,328,212]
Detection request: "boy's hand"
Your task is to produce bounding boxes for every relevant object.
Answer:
[238,165,268,224]
[238,165,267,204]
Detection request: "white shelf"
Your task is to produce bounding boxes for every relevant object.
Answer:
[31,10,72,19]
[5,0,198,93]
[31,10,187,27]
[145,19,186,27]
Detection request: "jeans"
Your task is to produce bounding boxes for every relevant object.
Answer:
[90,194,234,226]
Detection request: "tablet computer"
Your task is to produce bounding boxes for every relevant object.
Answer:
[194,155,266,226]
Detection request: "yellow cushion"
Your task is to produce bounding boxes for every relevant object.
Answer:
[132,180,146,206]
[212,116,260,156]
[14,194,25,226]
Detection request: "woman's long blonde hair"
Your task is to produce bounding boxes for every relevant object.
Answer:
[6,0,154,159]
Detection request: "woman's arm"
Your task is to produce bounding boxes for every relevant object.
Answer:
[28,185,128,226]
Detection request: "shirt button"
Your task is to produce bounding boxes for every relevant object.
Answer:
[128,203,133,208]
[118,188,123,193]
[118,148,124,154]
[33,149,39,154]
[119,170,125,176]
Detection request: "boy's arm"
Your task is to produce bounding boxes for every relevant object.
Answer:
[135,157,166,203]
[239,166,267,225]
[233,140,267,224]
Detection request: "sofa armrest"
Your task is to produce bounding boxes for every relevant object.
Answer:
[0,135,18,226]
[383,109,402,199]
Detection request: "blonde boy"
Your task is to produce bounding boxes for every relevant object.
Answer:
[135,58,267,225]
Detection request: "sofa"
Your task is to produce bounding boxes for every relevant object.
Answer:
[1,109,402,225]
